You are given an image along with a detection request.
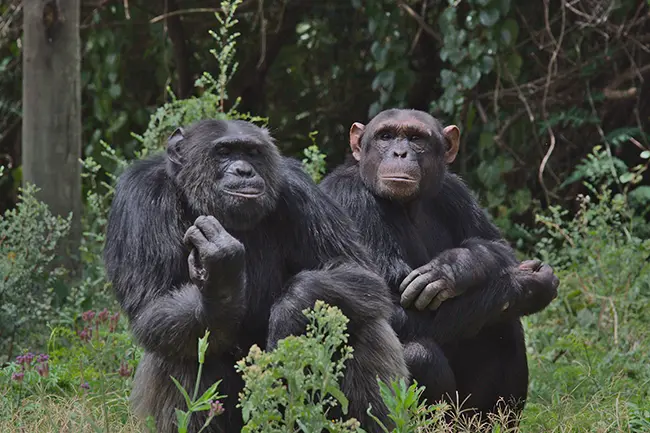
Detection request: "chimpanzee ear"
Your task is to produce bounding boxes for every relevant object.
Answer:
[443,125,460,164]
[350,122,365,162]
[167,127,185,168]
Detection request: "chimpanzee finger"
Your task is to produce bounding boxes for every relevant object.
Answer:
[399,269,422,293]
[400,274,433,308]
[187,249,207,284]
[538,263,560,289]
[400,263,434,293]
[414,280,446,311]
[519,259,542,272]
[428,288,454,311]
[183,225,209,250]
[194,215,224,241]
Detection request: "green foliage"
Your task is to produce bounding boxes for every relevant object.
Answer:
[367,379,447,433]
[301,131,328,183]
[0,185,71,361]
[130,0,269,159]
[172,331,226,433]
[521,181,650,430]
[0,307,139,430]
[433,0,519,116]
[355,1,414,117]
[236,301,362,432]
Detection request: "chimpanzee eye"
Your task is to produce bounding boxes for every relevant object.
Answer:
[409,134,421,141]
[247,147,261,157]
[380,132,393,140]
[216,147,231,156]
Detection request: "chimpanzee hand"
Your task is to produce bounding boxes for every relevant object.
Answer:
[183,215,245,290]
[399,258,458,311]
[506,259,559,314]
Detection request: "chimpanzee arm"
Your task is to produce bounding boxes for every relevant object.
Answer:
[319,164,414,288]
[400,174,519,309]
[401,173,558,320]
[407,260,558,345]
[104,160,247,360]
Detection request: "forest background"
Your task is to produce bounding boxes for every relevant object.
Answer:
[0,0,649,432]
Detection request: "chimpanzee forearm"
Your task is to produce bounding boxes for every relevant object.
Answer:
[447,237,518,292]
[422,265,556,344]
[423,272,518,344]
[131,281,246,359]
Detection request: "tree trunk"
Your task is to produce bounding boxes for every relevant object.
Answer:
[22,0,82,276]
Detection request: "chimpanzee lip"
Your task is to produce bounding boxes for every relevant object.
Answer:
[223,188,265,198]
[380,175,418,183]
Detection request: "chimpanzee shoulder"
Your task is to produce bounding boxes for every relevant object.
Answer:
[275,157,377,271]
[433,172,503,242]
[103,154,188,317]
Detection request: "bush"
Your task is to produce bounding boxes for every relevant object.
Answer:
[0,184,71,362]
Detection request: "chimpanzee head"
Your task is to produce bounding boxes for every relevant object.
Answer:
[166,119,283,230]
[349,109,460,202]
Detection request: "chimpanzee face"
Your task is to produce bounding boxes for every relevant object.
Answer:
[349,109,459,202]
[167,119,283,230]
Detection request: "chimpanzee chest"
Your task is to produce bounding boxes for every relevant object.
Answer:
[234,230,287,349]
[398,211,455,269]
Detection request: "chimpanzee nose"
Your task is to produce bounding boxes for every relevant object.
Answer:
[392,150,408,158]
[232,161,254,178]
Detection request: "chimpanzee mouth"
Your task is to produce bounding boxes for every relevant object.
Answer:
[223,187,265,198]
[380,175,418,183]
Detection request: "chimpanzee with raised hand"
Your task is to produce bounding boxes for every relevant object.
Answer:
[319,108,559,423]
[103,119,409,433]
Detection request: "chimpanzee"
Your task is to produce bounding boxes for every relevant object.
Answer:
[103,119,409,433]
[319,109,559,423]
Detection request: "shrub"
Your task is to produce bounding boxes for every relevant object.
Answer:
[0,184,71,362]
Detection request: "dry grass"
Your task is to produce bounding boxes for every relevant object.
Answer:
[0,393,142,433]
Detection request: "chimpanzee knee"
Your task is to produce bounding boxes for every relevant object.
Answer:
[268,263,394,347]
[404,338,456,402]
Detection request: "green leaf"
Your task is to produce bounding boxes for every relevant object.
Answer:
[175,408,189,433]
[438,8,457,34]
[640,150,650,159]
[505,52,523,79]
[500,19,519,46]
[196,379,223,405]
[461,65,481,89]
[468,40,484,60]
[440,69,455,87]
[629,186,650,205]
[619,172,635,183]
[479,132,495,153]
[170,375,192,409]
[498,0,512,14]
[480,55,495,74]
[511,189,532,214]
[327,386,349,414]
[479,8,501,27]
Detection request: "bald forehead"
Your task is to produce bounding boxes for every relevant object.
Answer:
[189,119,269,141]
[369,109,440,135]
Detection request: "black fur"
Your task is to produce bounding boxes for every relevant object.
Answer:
[104,119,408,433]
[320,109,558,423]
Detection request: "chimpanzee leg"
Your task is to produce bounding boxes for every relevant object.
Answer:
[131,351,243,433]
[267,263,409,433]
[403,338,457,403]
[448,320,528,426]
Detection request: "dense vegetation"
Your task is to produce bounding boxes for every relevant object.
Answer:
[1,0,649,431]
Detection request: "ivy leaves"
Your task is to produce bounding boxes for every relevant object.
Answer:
[433,0,521,116]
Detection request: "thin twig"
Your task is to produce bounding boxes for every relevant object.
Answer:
[539,0,567,205]
[123,0,131,20]
[397,0,441,43]
[256,0,267,69]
